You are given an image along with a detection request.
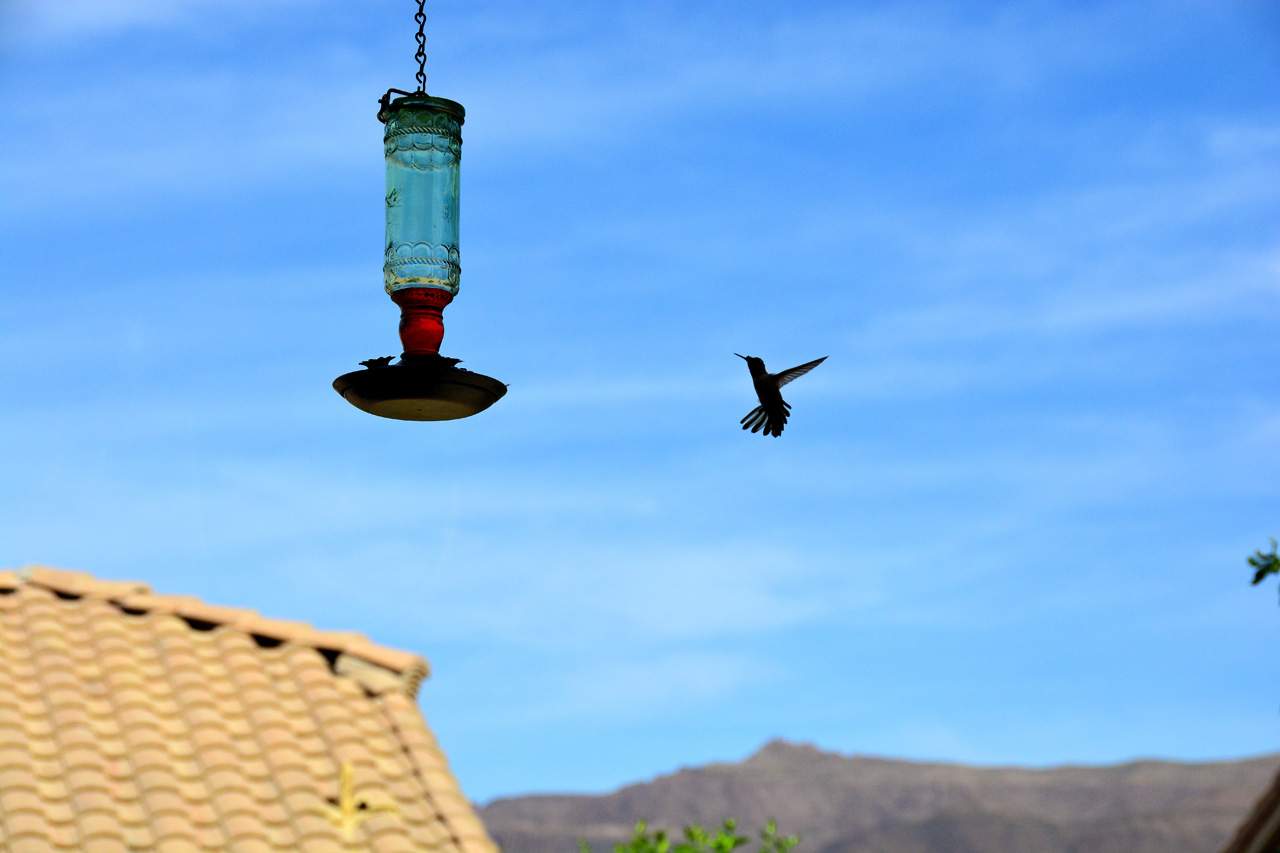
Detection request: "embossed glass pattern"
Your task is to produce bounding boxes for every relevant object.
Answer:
[382,96,464,295]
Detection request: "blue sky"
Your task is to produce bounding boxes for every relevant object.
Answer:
[2,0,1279,803]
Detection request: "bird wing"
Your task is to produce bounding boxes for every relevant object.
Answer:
[773,356,827,388]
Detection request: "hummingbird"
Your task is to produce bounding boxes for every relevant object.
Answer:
[736,354,827,437]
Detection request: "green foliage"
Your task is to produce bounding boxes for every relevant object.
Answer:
[1249,538,1280,598]
[579,819,799,853]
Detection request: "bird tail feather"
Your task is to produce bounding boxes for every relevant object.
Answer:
[742,404,787,436]
[743,408,769,432]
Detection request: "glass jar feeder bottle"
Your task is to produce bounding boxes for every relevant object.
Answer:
[382,94,463,297]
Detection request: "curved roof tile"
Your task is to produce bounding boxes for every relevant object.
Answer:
[0,566,495,853]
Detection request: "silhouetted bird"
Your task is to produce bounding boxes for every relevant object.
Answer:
[736,354,827,437]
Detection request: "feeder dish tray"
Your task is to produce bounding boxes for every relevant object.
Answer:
[333,356,506,422]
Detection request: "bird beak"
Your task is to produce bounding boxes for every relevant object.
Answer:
[734,353,748,360]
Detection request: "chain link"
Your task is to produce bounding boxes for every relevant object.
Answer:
[413,0,427,92]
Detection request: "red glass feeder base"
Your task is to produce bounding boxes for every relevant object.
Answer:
[392,288,452,356]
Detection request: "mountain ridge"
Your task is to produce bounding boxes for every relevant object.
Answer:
[480,739,1279,853]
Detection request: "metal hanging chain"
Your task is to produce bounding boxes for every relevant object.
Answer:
[413,0,428,92]
[376,0,429,115]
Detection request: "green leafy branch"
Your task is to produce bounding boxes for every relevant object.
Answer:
[580,819,799,853]
[1249,538,1280,598]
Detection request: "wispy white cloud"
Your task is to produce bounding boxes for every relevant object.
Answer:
[5,1,1235,218]
[852,253,1279,352]
[457,1,1195,153]
[1208,120,1280,159]
[477,650,769,727]
[1,71,379,219]
[6,0,318,43]
[275,533,835,647]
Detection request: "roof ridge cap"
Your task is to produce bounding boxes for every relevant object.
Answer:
[334,651,430,698]
[17,564,152,599]
[7,564,431,685]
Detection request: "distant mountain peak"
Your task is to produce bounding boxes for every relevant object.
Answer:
[481,742,1280,853]
[746,738,831,763]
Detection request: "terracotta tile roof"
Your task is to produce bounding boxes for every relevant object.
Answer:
[0,566,497,853]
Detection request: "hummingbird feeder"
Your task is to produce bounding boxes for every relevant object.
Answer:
[332,2,506,421]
